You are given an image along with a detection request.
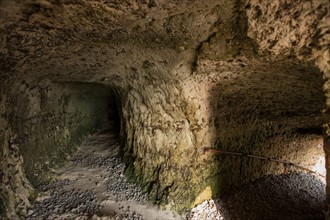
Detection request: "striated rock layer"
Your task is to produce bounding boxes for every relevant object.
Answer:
[0,0,329,218]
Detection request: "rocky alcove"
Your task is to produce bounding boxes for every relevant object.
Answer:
[0,0,329,219]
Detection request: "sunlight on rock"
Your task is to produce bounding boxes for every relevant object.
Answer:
[193,186,212,207]
[190,199,223,220]
[313,155,326,179]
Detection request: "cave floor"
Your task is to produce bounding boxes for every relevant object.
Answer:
[26,128,326,220]
[26,128,182,220]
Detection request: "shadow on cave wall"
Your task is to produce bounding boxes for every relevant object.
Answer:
[206,59,325,198]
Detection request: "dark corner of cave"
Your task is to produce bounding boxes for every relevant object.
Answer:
[0,0,329,219]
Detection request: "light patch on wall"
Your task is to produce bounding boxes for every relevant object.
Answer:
[313,155,326,180]
[193,186,212,207]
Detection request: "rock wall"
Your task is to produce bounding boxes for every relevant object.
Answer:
[242,0,330,216]
[121,80,212,211]
[0,104,33,218]
[0,78,112,218]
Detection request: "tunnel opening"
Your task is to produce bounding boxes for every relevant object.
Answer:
[22,82,134,217]
[200,58,327,219]
[14,81,123,188]
[0,77,132,219]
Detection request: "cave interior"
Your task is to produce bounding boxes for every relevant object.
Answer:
[0,0,329,219]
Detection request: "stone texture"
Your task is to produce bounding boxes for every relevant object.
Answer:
[0,0,329,218]
[0,125,33,218]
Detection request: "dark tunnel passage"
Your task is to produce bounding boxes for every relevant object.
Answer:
[14,81,123,188]
[106,95,121,136]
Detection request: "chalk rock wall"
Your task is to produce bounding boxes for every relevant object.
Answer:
[242,0,330,216]
[121,79,215,210]
[0,78,111,218]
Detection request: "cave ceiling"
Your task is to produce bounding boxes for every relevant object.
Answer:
[0,0,237,83]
